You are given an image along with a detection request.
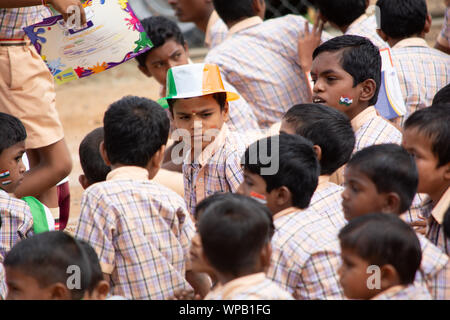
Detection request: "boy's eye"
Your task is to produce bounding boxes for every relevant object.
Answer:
[201,113,212,118]
[326,77,337,82]
[153,62,164,69]
[179,115,190,120]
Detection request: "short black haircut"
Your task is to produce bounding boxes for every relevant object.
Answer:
[167,92,227,114]
[313,35,382,106]
[4,231,91,300]
[242,133,320,209]
[376,0,427,39]
[79,127,110,185]
[194,192,235,221]
[432,84,450,107]
[198,193,275,276]
[347,144,418,213]
[339,213,422,285]
[135,16,185,68]
[444,206,450,240]
[103,96,170,167]
[404,105,450,168]
[213,0,257,24]
[314,0,367,27]
[0,112,26,155]
[283,104,355,175]
[78,240,104,295]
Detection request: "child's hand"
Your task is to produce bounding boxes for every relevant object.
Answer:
[49,0,86,26]
[410,216,428,236]
[168,289,202,300]
[298,17,324,73]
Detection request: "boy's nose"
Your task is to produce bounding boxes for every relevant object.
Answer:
[236,183,245,195]
[313,80,324,93]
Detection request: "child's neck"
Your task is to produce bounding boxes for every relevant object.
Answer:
[346,103,370,120]
[387,34,424,48]
[217,269,263,286]
[195,7,214,33]
[429,182,450,205]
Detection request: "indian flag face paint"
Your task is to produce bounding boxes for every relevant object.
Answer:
[1,180,12,186]
[0,170,10,179]
[164,63,240,101]
[250,191,267,205]
[339,96,353,106]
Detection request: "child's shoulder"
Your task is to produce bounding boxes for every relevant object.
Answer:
[0,190,31,214]
[417,233,449,277]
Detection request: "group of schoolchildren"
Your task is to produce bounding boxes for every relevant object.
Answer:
[0,0,449,300]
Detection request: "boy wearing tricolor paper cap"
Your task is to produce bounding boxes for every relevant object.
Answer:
[164,63,247,215]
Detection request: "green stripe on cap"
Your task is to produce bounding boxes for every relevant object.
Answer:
[166,68,178,99]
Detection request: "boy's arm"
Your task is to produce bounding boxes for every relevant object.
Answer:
[0,0,86,25]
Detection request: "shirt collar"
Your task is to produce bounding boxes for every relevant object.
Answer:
[392,37,429,49]
[351,106,377,132]
[227,16,263,38]
[219,273,266,298]
[316,175,332,192]
[205,10,221,47]
[106,166,149,181]
[431,187,450,225]
[371,285,405,299]
[186,123,229,167]
[273,206,302,221]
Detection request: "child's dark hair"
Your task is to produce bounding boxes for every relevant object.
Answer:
[194,192,235,221]
[77,240,104,295]
[432,84,450,107]
[103,96,170,167]
[4,231,91,300]
[347,144,418,213]
[283,104,355,175]
[313,35,381,106]
[198,193,275,277]
[376,0,427,39]
[444,206,450,240]
[314,0,367,27]
[339,213,422,285]
[213,0,257,24]
[167,92,227,114]
[135,16,185,68]
[0,112,26,155]
[242,133,320,209]
[79,127,110,185]
[404,105,450,168]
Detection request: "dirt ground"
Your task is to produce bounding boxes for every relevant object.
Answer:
[58,11,446,234]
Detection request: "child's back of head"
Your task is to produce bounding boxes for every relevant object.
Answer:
[314,0,367,28]
[242,133,320,211]
[338,212,422,299]
[432,83,450,107]
[376,0,428,40]
[79,127,110,189]
[3,231,91,300]
[345,144,418,216]
[312,35,382,115]
[198,193,274,279]
[213,0,265,25]
[282,103,355,176]
[103,96,170,168]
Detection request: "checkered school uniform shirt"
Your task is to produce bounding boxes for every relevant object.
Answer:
[0,263,6,300]
[345,14,388,49]
[205,15,332,129]
[74,166,195,300]
[0,6,50,39]
[204,11,228,49]
[0,189,33,263]
[420,187,450,256]
[415,234,450,300]
[204,273,294,300]
[391,38,450,125]
[372,284,432,300]
[182,124,246,214]
[267,207,344,300]
[437,7,450,49]
[310,176,347,230]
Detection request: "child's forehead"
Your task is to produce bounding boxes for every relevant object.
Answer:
[173,96,220,112]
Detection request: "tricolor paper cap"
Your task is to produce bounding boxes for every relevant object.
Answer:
[164,63,240,101]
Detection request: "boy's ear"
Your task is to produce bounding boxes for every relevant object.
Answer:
[49,283,73,300]
[252,0,265,19]
[99,141,111,167]
[93,281,110,300]
[358,79,377,103]
[274,186,292,207]
[138,65,152,78]
[312,145,322,162]
[422,14,432,35]
[151,144,167,170]
[379,264,401,291]
[78,174,90,190]
[381,192,402,215]
[222,102,230,122]
[376,29,389,42]
[183,41,190,56]
[442,163,450,181]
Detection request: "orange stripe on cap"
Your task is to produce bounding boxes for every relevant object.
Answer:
[201,64,240,102]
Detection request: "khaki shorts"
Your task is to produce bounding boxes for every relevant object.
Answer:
[0,42,64,149]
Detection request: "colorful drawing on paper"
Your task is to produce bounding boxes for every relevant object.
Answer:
[23,0,153,84]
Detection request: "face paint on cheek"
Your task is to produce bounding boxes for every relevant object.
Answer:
[339,96,353,106]
[250,191,267,204]
[0,170,10,179]
[1,180,12,186]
